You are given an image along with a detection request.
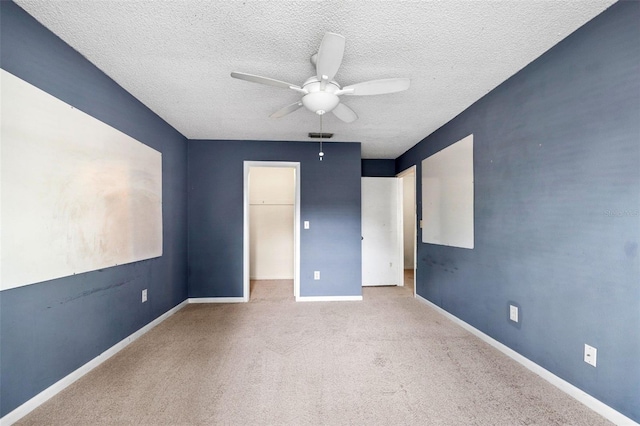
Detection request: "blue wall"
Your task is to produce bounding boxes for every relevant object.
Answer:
[362,159,396,177]
[397,1,639,421]
[0,2,188,417]
[188,140,362,298]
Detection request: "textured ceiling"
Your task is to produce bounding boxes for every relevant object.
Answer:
[15,0,616,159]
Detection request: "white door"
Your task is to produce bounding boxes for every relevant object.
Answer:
[362,177,403,286]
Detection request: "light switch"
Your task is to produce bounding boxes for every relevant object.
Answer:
[304,221,310,229]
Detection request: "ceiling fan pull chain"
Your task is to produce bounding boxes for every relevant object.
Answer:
[319,114,324,161]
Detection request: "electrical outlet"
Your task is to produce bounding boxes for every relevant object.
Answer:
[584,344,597,367]
[314,271,320,280]
[142,289,148,303]
[509,304,519,322]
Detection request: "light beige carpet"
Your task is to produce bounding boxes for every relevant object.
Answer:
[18,281,611,425]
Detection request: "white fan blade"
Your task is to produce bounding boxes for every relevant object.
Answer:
[231,72,301,90]
[270,102,303,118]
[332,102,358,123]
[343,78,410,96]
[316,32,345,82]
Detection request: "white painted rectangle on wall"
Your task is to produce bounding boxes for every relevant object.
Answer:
[421,134,474,249]
[0,70,162,291]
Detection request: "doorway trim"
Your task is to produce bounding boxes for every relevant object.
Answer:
[397,165,417,297]
[243,161,301,302]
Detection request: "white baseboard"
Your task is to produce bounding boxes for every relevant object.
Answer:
[188,296,363,303]
[415,295,638,426]
[296,295,362,302]
[0,300,188,426]
[188,297,245,303]
[249,277,294,280]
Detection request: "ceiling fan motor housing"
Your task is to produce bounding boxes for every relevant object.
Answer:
[301,78,341,114]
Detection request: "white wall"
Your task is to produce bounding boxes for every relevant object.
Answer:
[402,171,416,269]
[249,167,294,279]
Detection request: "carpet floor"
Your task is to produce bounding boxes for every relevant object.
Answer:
[17,281,611,425]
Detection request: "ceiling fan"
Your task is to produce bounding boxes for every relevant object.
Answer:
[231,32,410,123]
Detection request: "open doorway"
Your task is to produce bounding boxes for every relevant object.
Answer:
[361,177,403,287]
[398,166,417,296]
[243,162,300,302]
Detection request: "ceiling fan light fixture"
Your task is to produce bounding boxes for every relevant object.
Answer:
[302,91,340,115]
